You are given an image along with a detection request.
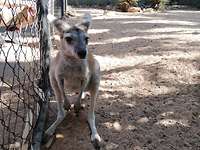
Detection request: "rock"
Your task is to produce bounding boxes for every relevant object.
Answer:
[128,7,142,13]
[133,145,143,150]
[113,121,122,131]
[137,117,149,123]
[106,142,119,150]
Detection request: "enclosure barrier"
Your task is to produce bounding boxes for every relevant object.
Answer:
[0,0,50,149]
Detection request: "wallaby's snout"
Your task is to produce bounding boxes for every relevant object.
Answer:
[73,29,89,59]
[77,49,87,59]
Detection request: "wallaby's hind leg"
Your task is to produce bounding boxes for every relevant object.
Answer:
[45,101,66,136]
[88,76,102,149]
[45,76,69,136]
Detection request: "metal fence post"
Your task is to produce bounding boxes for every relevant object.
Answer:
[65,0,68,12]
[32,0,51,149]
[49,0,55,34]
[61,0,64,16]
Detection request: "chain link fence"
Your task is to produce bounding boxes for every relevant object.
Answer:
[0,0,50,149]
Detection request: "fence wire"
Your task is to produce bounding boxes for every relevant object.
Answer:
[0,0,49,149]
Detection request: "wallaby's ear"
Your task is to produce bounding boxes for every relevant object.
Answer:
[47,14,70,33]
[76,13,92,32]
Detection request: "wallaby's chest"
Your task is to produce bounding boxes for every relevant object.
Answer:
[60,61,90,91]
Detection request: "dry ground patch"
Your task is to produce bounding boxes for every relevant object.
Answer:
[47,8,200,150]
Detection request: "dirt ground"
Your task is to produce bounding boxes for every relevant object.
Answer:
[46,8,200,150]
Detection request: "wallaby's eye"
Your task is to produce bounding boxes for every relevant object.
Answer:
[65,36,73,44]
[85,37,89,44]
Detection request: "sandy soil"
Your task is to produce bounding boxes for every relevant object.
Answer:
[46,8,200,150]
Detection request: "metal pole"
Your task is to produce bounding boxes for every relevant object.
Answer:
[65,0,68,12]
[32,0,51,149]
[48,0,54,15]
[48,0,54,34]
[61,0,64,17]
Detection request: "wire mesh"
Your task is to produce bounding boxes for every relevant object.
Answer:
[0,0,46,149]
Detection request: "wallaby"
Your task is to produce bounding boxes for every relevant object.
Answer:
[45,13,102,149]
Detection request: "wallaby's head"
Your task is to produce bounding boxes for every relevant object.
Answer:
[48,13,91,59]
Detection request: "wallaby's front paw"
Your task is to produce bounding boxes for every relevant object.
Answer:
[74,102,82,114]
[64,101,71,111]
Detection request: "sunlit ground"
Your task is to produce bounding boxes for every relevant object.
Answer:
[48,8,200,150]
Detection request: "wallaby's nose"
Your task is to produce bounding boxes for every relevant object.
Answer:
[77,50,87,59]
